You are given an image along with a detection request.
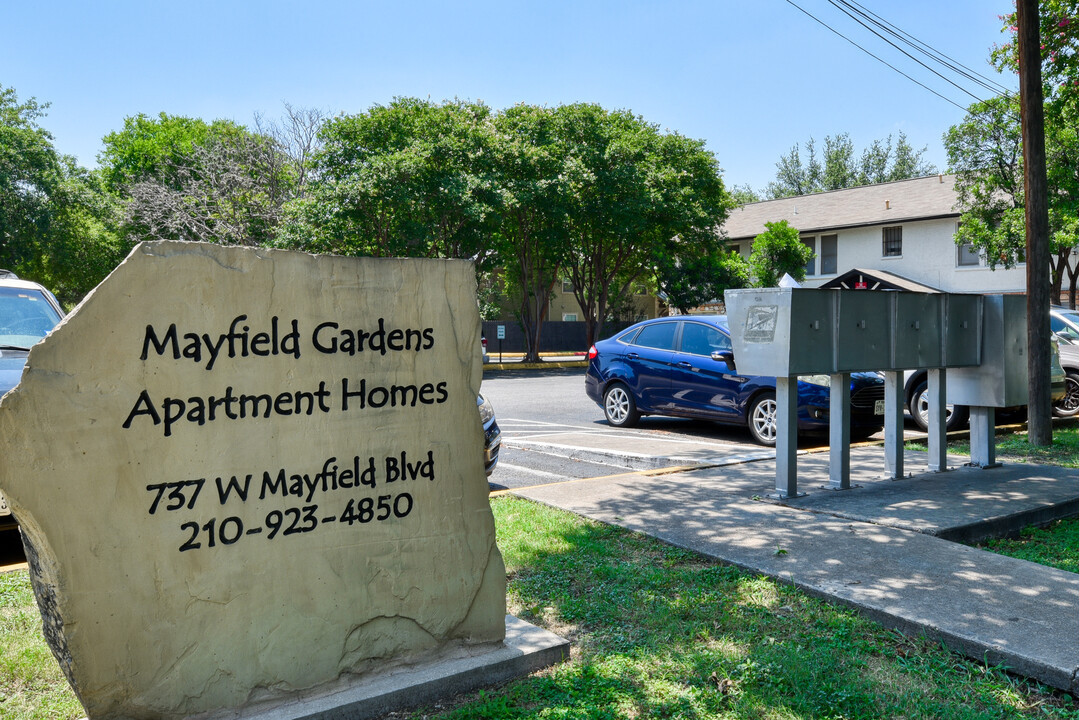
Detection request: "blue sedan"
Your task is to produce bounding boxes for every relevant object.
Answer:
[585,315,885,445]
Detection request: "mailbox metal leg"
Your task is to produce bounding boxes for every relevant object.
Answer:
[828,373,851,489]
[969,406,1000,468]
[773,376,802,498]
[927,369,948,472]
[883,371,905,479]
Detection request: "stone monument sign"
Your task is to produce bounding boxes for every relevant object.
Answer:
[0,241,507,719]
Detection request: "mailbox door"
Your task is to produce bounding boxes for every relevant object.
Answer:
[892,293,942,370]
[943,294,982,367]
[835,291,892,372]
[783,289,835,375]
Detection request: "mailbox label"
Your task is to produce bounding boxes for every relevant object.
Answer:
[743,305,779,343]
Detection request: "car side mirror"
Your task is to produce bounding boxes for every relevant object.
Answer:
[713,351,735,370]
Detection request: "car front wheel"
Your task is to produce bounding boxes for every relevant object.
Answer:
[747,392,778,446]
[1053,372,1079,418]
[909,379,968,431]
[603,383,640,428]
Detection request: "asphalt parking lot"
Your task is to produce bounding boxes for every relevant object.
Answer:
[481,366,917,491]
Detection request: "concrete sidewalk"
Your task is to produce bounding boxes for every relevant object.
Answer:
[510,446,1079,694]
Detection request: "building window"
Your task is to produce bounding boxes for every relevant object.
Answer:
[561,277,573,293]
[820,234,838,274]
[801,237,816,275]
[957,242,980,267]
[882,226,902,257]
[562,313,578,322]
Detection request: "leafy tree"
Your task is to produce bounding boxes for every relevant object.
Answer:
[285,98,501,269]
[0,85,122,305]
[656,250,749,315]
[99,113,245,191]
[728,183,761,205]
[556,104,733,345]
[821,133,857,190]
[766,139,822,198]
[37,162,126,306]
[765,132,935,199]
[0,85,61,273]
[946,4,1079,308]
[488,104,573,362]
[100,112,296,247]
[943,95,1027,267]
[749,220,814,287]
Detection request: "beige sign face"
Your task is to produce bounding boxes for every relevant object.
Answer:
[0,242,505,719]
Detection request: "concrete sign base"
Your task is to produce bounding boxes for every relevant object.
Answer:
[198,616,569,720]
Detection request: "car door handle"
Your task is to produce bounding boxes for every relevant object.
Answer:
[676,361,693,369]
[627,352,639,360]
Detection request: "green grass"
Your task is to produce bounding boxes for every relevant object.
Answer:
[403,496,1078,719]
[0,572,83,720]
[6,494,1079,719]
[906,422,1079,469]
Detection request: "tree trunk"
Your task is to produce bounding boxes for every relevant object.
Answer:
[1018,0,1053,446]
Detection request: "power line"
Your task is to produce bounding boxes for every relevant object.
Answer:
[782,0,1008,113]
[840,0,1012,97]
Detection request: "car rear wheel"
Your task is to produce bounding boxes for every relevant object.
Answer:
[1053,372,1079,418]
[603,383,640,428]
[747,392,777,446]
[909,379,968,431]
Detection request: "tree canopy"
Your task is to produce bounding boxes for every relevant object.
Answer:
[3,87,738,345]
[283,99,734,359]
[748,220,814,287]
[0,85,122,305]
[946,3,1079,307]
[764,132,937,199]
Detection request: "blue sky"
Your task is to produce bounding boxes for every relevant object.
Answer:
[5,1,1012,192]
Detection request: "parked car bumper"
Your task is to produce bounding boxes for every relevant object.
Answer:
[478,394,501,476]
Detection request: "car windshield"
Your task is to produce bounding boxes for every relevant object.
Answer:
[1058,310,1079,339]
[0,287,62,349]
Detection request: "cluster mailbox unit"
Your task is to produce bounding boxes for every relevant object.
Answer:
[724,288,1020,498]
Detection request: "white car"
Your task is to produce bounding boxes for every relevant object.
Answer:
[904,308,1072,430]
[0,270,64,530]
[1051,306,1079,417]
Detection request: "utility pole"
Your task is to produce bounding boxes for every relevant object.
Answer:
[1018,0,1053,446]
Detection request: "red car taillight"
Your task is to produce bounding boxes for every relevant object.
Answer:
[587,345,598,360]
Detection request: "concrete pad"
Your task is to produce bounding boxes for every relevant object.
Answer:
[512,447,1079,694]
[198,616,569,719]
[766,451,1079,543]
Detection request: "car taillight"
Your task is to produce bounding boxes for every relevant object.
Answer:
[482,337,487,349]
[588,345,598,360]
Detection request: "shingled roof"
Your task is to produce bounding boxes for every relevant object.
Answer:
[723,174,960,241]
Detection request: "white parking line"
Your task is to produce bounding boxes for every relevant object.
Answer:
[508,431,743,448]
[495,462,576,480]
[504,446,637,469]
